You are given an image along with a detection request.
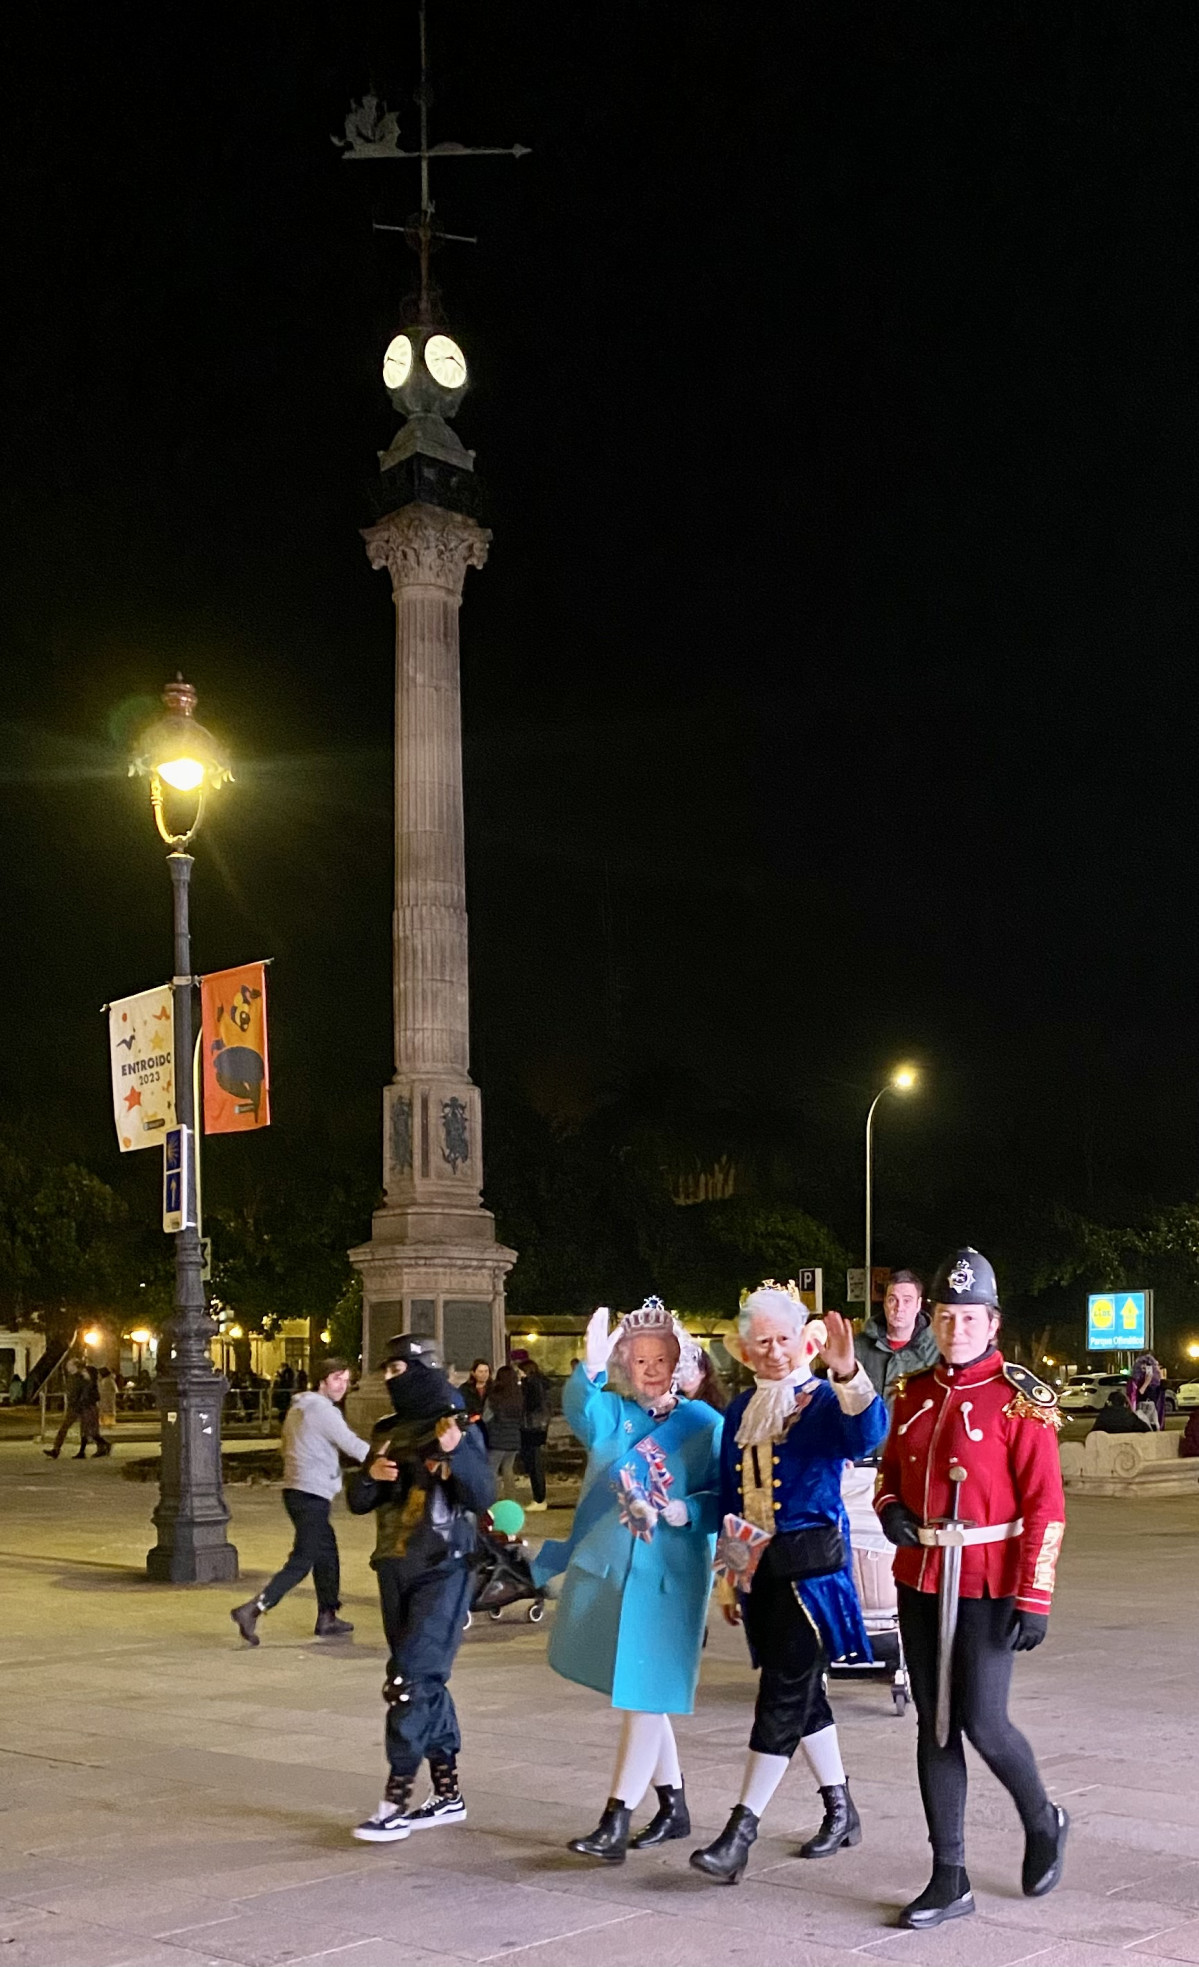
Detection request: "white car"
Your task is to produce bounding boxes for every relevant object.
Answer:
[1060,1373,1128,1414]
[1176,1382,1199,1411]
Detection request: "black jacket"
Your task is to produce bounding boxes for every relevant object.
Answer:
[346,1360,495,1569]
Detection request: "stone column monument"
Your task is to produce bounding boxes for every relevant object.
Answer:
[349,322,514,1416]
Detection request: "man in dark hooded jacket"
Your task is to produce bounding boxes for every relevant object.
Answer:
[346,1334,495,1843]
[854,1270,940,1409]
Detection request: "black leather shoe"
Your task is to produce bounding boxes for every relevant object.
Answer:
[689,1804,759,1884]
[799,1783,861,1858]
[1023,1804,1068,1897]
[230,1599,263,1647]
[899,1864,975,1929]
[568,1798,631,1862]
[314,1610,354,1637]
[630,1783,690,1848]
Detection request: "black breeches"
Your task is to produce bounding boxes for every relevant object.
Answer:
[744,1570,834,1758]
[261,1490,340,1611]
[898,1585,1049,1864]
[377,1559,474,1779]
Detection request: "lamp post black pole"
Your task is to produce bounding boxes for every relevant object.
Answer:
[147,849,239,1583]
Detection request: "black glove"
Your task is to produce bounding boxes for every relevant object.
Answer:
[878,1501,921,1548]
[1011,1610,1048,1652]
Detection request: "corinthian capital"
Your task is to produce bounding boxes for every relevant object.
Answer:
[362,503,492,600]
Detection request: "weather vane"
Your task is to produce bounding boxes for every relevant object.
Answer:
[334,0,529,321]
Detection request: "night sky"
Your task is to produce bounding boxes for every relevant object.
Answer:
[3,2,1199,1261]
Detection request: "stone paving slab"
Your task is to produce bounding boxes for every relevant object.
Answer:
[3,1440,1199,1964]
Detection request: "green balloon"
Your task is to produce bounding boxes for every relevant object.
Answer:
[490,1499,525,1536]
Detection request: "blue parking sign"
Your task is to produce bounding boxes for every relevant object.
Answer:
[163,1126,192,1233]
[1087,1290,1147,1352]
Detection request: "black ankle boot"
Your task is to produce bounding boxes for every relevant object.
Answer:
[689,1804,758,1884]
[568,1797,631,1863]
[630,1782,690,1848]
[314,1609,354,1637]
[1023,1804,1068,1897]
[799,1783,861,1858]
[230,1597,265,1647]
[899,1864,975,1929]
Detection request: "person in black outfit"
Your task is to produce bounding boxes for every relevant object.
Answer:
[1089,1391,1150,1434]
[347,1333,495,1843]
[518,1358,552,1510]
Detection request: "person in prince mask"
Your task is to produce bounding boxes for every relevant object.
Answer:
[690,1282,887,1885]
[531,1297,723,1864]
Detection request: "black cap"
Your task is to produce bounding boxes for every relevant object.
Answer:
[377,1332,443,1372]
[928,1247,1000,1309]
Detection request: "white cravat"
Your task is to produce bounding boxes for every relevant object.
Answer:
[735,1366,814,1449]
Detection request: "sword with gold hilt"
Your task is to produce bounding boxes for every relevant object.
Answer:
[934,1463,972,1748]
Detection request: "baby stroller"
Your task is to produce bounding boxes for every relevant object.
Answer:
[829,1462,911,1715]
[463,1514,547,1628]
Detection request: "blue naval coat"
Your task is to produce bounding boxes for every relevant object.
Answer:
[532,1367,723,1713]
[721,1374,888,1663]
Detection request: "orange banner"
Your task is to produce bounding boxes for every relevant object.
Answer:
[200,962,270,1134]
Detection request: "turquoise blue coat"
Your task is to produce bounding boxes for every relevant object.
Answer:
[532,1367,723,1713]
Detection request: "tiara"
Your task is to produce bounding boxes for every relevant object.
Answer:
[620,1294,674,1333]
[738,1277,805,1308]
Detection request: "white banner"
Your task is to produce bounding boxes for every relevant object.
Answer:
[109,986,176,1151]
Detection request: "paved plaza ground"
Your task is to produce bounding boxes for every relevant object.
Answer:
[3,1434,1199,1967]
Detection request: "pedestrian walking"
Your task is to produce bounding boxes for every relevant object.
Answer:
[483,1365,524,1498]
[532,1297,722,1864]
[876,1247,1068,1930]
[97,1367,118,1429]
[346,1333,495,1843]
[230,1357,370,1645]
[518,1357,552,1511]
[690,1283,886,1886]
[44,1359,99,1460]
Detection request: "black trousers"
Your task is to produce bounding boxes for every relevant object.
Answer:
[898,1585,1050,1865]
[377,1557,474,1780]
[260,1490,340,1611]
[744,1569,834,1758]
[520,1429,547,1503]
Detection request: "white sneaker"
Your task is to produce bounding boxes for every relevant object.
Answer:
[352,1800,412,1843]
[526,1501,548,1512]
[406,1792,467,1829]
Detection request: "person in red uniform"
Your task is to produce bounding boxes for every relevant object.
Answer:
[875,1247,1067,1930]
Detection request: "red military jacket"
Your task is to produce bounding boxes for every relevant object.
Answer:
[875,1350,1065,1615]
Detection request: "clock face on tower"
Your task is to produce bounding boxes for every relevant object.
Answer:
[424,334,467,390]
[382,334,413,390]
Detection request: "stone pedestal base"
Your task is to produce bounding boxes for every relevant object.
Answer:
[347,1212,514,1436]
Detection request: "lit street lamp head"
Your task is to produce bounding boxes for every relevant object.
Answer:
[891,1065,918,1092]
[130,677,232,848]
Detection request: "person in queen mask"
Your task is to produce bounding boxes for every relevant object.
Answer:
[531,1297,723,1864]
[691,1282,887,1885]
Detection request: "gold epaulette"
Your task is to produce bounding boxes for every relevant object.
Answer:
[1002,1361,1061,1430]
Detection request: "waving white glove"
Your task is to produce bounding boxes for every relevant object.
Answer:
[661,1498,689,1527]
[583,1305,617,1381]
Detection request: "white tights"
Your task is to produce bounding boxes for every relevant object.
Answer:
[738,1726,847,1817]
[610,1710,683,1807]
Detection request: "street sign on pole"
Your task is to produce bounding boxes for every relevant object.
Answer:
[200,1236,212,1283]
[163,1127,194,1234]
[846,1268,868,1305]
[796,1268,823,1319]
[1087,1289,1148,1352]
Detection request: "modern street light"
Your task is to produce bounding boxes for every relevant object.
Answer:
[130,678,238,1583]
[864,1064,919,1312]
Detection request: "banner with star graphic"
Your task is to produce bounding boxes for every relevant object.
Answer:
[109,986,176,1151]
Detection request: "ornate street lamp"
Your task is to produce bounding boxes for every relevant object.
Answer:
[130,678,238,1583]
[864,1064,919,1312]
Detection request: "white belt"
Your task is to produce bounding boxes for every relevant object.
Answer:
[916,1518,1024,1548]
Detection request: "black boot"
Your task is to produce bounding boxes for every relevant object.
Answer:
[689,1804,759,1884]
[630,1783,690,1849]
[799,1782,861,1858]
[899,1864,975,1929]
[314,1609,354,1637]
[230,1597,266,1646]
[1023,1804,1068,1897]
[568,1797,631,1863]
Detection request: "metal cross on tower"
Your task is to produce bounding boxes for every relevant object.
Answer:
[335,0,529,320]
